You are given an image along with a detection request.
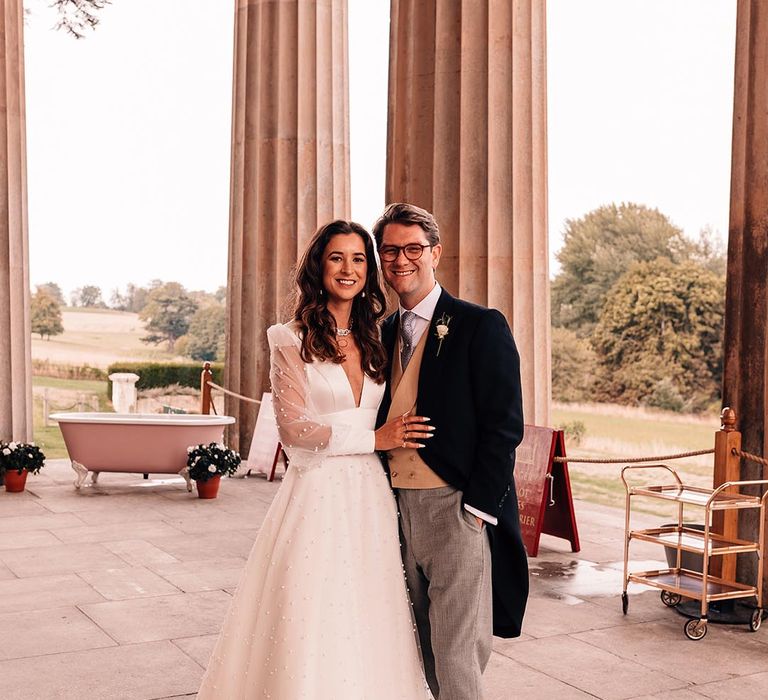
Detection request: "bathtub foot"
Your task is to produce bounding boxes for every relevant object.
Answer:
[72,461,89,489]
[91,471,100,485]
[179,467,193,492]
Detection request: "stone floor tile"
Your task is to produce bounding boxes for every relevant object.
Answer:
[78,566,182,600]
[0,542,127,577]
[483,651,594,699]
[0,640,203,700]
[150,557,246,592]
[0,496,50,517]
[588,587,678,623]
[0,573,104,613]
[0,528,62,550]
[79,591,231,643]
[497,635,686,699]
[27,486,176,514]
[104,539,181,567]
[148,531,257,561]
[517,594,660,638]
[574,620,768,684]
[52,519,184,544]
[164,511,268,535]
[172,633,217,668]
[492,634,535,654]
[629,690,708,699]
[68,506,168,526]
[694,671,768,699]
[0,606,116,660]
[0,511,85,530]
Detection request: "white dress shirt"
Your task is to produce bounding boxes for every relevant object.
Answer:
[398,284,497,527]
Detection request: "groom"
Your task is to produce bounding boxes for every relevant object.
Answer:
[374,203,528,699]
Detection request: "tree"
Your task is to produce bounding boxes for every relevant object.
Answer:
[37,282,65,306]
[139,282,199,351]
[591,258,725,411]
[31,289,64,340]
[51,0,111,39]
[551,327,598,403]
[690,225,727,276]
[71,285,104,308]
[186,305,227,361]
[552,203,692,335]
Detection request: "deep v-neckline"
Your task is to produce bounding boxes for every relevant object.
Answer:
[339,363,366,409]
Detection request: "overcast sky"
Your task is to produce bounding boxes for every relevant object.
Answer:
[23,0,736,301]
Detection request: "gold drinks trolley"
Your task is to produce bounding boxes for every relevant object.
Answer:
[621,465,768,640]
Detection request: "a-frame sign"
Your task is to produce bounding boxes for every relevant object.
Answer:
[515,425,580,557]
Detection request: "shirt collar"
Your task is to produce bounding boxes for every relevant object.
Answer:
[399,283,442,323]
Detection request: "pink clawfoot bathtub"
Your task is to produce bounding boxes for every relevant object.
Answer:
[50,413,236,490]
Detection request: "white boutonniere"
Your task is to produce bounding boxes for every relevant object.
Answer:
[434,313,452,356]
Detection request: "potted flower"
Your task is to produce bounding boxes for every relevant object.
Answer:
[0,441,46,493]
[186,442,241,499]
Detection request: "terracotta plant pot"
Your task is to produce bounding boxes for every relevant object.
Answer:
[4,469,28,493]
[195,475,221,499]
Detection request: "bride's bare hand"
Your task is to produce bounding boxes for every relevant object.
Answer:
[374,413,435,451]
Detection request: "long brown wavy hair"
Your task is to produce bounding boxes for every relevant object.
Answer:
[293,220,388,383]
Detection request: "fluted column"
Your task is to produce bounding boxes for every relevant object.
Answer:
[723,0,768,588]
[387,0,550,425]
[226,0,350,450]
[0,0,32,444]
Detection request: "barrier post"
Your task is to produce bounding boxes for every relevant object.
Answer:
[200,362,212,415]
[712,407,741,580]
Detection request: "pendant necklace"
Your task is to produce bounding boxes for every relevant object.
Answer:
[336,325,352,349]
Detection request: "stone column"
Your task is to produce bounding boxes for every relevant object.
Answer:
[0,0,32,444]
[723,0,768,589]
[387,0,550,425]
[226,0,350,450]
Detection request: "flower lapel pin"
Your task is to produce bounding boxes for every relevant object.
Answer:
[434,313,452,356]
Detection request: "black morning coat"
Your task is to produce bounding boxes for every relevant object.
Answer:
[375,288,529,638]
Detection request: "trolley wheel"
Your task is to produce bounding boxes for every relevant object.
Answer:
[749,609,762,632]
[621,592,629,615]
[684,618,707,641]
[660,590,682,607]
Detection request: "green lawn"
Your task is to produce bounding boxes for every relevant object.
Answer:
[551,403,720,516]
[552,405,717,454]
[33,376,108,394]
[32,376,111,459]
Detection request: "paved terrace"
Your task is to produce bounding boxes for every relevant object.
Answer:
[1,460,767,700]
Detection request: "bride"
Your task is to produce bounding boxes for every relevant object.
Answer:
[197,220,434,699]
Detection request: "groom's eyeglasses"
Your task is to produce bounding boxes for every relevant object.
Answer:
[379,244,432,262]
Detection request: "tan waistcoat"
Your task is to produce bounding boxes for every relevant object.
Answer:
[386,324,448,489]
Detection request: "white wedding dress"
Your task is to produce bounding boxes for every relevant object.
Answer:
[197,323,430,699]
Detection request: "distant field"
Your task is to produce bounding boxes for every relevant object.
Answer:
[552,402,720,516]
[31,308,186,369]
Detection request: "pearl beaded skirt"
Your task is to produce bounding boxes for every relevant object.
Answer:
[196,453,430,699]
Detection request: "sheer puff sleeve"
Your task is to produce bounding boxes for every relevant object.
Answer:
[267,323,375,469]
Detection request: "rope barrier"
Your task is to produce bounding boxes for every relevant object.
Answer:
[553,448,714,464]
[46,401,81,411]
[733,448,768,468]
[206,381,262,407]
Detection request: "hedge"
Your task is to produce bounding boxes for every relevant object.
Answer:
[106,362,224,394]
[32,359,108,381]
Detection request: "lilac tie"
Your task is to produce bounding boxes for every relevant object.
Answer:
[400,311,417,369]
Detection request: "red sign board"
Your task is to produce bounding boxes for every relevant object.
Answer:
[515,425,580,557]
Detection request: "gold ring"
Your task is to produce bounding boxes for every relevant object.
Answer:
[402,441,406,449]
